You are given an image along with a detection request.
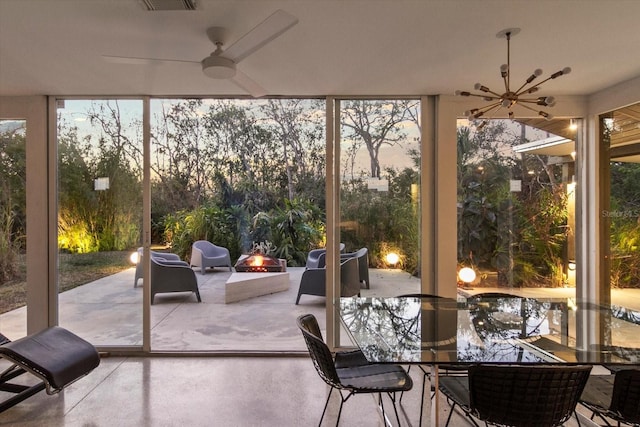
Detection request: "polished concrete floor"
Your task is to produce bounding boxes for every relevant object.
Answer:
[0,355,601,427]
[1,268,638,425]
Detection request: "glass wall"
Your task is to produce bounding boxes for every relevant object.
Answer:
[338,99,422,297]
[456,119,576,291]
[56,99,143,346]
[602,102,640,347]
[0,119,27,339]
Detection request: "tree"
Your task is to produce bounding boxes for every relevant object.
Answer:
[260,99,326,201]
[341,100,417,178]
[57,101,142,253]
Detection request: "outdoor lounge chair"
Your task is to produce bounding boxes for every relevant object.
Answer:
[305,243,345,269]
[340,247,370,288]
[133,248,183,287]
[0,326,100,413]
[150,255,201,304]
[295,256,360,304]
[190,240,233,274]
[305,248,327,269]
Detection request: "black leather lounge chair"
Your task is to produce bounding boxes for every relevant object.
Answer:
[0,326,100,413]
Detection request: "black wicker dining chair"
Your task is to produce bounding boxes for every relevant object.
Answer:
[438,364,592,427]
[297,314,413,426]
[580,368,640,426]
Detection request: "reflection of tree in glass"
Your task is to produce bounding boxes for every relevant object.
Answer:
[340,298,422,362]
[462,295,551,363]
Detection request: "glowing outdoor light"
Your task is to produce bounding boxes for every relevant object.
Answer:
[385,252,400,267]
[130,251,140,264]
[458,267,476,285]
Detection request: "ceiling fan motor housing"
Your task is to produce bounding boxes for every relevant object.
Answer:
[201,55,236,79]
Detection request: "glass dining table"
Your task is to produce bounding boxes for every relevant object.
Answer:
[339,294,640,426]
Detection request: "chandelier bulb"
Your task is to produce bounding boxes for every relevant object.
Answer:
[539,111,553,120]
[526,68,544,84]
[500,64,509,77]
[501,99,511,108]
[474,83,491,92]
[551,67,572,79]
[545,96,556,107]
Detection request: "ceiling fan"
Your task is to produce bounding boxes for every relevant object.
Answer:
[102,9,298,97]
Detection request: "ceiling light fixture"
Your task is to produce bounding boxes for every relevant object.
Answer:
[456,28,571,129]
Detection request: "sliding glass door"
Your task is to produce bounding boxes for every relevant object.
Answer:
[56,99,143,347]
[0,119,27,339]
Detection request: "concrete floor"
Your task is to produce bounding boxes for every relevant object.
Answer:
[0,267,425,351]
[3,266,640,353]
[0,355,602,427]
[1,268,634,426]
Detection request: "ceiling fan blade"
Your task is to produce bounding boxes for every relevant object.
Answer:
[230,70,268,98]
[222,9,298,63]
[102,55,198,65]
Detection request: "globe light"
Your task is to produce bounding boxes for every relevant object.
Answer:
[385,252,400,267]
[130,251,140,265]
[458,267,476,284]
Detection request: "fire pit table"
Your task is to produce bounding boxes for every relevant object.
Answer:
[224,254,289,303]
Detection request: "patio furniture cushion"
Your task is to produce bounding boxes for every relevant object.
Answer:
[0,326,100,413]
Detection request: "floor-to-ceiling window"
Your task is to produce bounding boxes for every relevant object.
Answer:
[0,119,27,338]
[56,99,143,347]
[456,119,576,291]
[338,99,421,293]
[601,102,640,347]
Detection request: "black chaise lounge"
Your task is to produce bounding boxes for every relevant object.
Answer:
[0,326,100,413]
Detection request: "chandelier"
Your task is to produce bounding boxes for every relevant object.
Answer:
[456,28,571,128]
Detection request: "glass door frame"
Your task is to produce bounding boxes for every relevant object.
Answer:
[326,95,440,351]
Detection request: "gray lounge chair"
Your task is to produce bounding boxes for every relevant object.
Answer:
[134,248,183,287]
[295,256,360,304]
[305,243,345,269]
[150,255,201,304]
[190,240,233,274]
[340,247,370,288]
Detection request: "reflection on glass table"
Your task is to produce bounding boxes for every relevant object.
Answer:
[339,295,640,365]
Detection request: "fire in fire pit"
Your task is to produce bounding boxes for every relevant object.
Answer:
[235,254,284,273]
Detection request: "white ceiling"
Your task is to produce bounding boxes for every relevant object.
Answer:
[1,0,640,98]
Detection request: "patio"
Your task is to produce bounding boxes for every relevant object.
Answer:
[0,266,425,351]
[3,265,640,353]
